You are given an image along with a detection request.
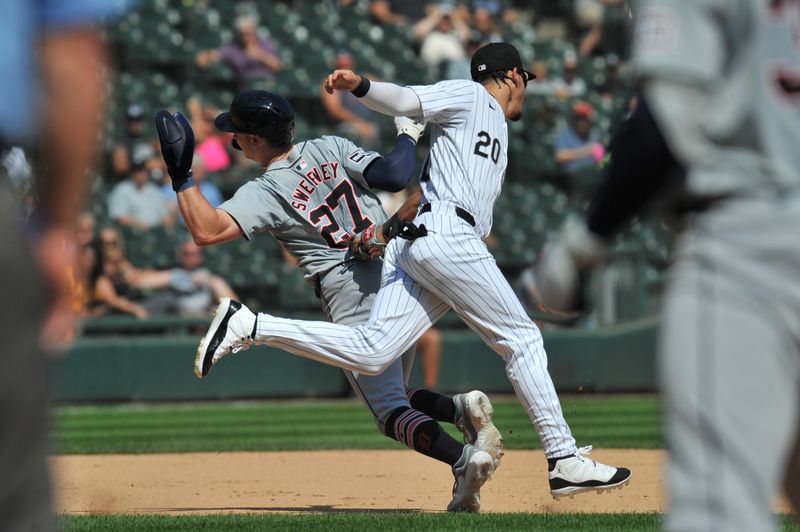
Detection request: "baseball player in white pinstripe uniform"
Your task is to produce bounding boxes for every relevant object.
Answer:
[156,90,505,512]
[197,43,631,500]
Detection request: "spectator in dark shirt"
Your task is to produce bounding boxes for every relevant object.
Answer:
[196,15,282,88]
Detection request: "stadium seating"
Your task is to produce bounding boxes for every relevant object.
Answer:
[96,0,668,323]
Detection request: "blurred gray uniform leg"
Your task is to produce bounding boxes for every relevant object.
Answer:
[660,196,800,532]
[0,186,54,531]
[318,260,416,428]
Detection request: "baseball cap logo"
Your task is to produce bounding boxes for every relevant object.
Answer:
[470,42,536,83]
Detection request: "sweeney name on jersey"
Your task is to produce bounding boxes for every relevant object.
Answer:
[289,155,376,249]
[290,159,342,212]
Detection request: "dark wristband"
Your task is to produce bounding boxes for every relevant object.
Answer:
[173,171,196,192]
[381,215,401,240]
[351,76,371,98]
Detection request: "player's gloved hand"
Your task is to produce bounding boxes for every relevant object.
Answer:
[533,216,608,311]
[394,116,426,144]
[349,224,386,261]
[155,109,196,192]
[349,217,429,260]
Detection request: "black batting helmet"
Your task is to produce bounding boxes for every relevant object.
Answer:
[215,90,295,150]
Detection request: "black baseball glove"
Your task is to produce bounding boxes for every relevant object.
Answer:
[155,109,195,191]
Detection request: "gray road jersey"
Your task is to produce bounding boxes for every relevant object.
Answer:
[633,0,800,195]
[220,136,388,280]
[409,79,508,238]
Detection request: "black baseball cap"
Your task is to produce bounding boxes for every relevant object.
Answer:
[470,42,535,84]
[215,90,295,148]
[214,90,294,137]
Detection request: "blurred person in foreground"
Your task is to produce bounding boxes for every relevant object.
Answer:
[534,2,800,530]
[0,0,129,529]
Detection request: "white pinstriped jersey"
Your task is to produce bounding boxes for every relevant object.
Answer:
[409,79,508,238]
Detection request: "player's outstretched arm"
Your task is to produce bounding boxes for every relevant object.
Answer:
[363,117,425,192]
[324,69,423,118]
[155,110,243,246]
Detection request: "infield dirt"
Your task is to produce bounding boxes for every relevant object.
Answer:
[52,449,791,515]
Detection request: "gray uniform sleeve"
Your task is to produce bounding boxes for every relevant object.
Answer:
[632,0,726,86]
[218,179,284,240]
[325,135,381,189]
[408,79,476,126]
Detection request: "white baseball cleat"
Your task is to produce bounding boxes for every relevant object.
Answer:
[453,390,504,470]
[548,445,632,499]
[447,444,495,512]
[195,298,256,378]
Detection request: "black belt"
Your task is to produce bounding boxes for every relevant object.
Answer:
[419,203,476,227]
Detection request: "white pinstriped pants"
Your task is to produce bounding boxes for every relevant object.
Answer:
[257,204,577,458]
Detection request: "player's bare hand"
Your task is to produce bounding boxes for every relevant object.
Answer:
[324,69,361,94]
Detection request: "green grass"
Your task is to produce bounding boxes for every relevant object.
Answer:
[60,513,664,531]
[53,395,661,454]
[58,513,800,531]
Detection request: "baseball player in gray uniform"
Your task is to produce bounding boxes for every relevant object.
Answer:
[196,43,631,500]
[156,90,504,512]
[534,2,800,530]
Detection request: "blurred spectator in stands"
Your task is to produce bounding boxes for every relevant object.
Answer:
[573,0,623,57]
[552,51,587,100]
[110,104,158,182]
[470,4,504,43]
[108,161,174,230]
[370,0,428,25]
[161,153,224,221]
[445,37,484,80]
[554,101,604,175]
[75,212,96,248]
[187,97,231,173]
[89,237,150,319]
[97,227,139,282]
[195,15,282,89]
[166,240,238,317]
[91,228,193,317]
[525,60,560,97]
[321,49,381,146]
[414,4,471,70]
[469,0,518,23]
[596,53,626,99]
